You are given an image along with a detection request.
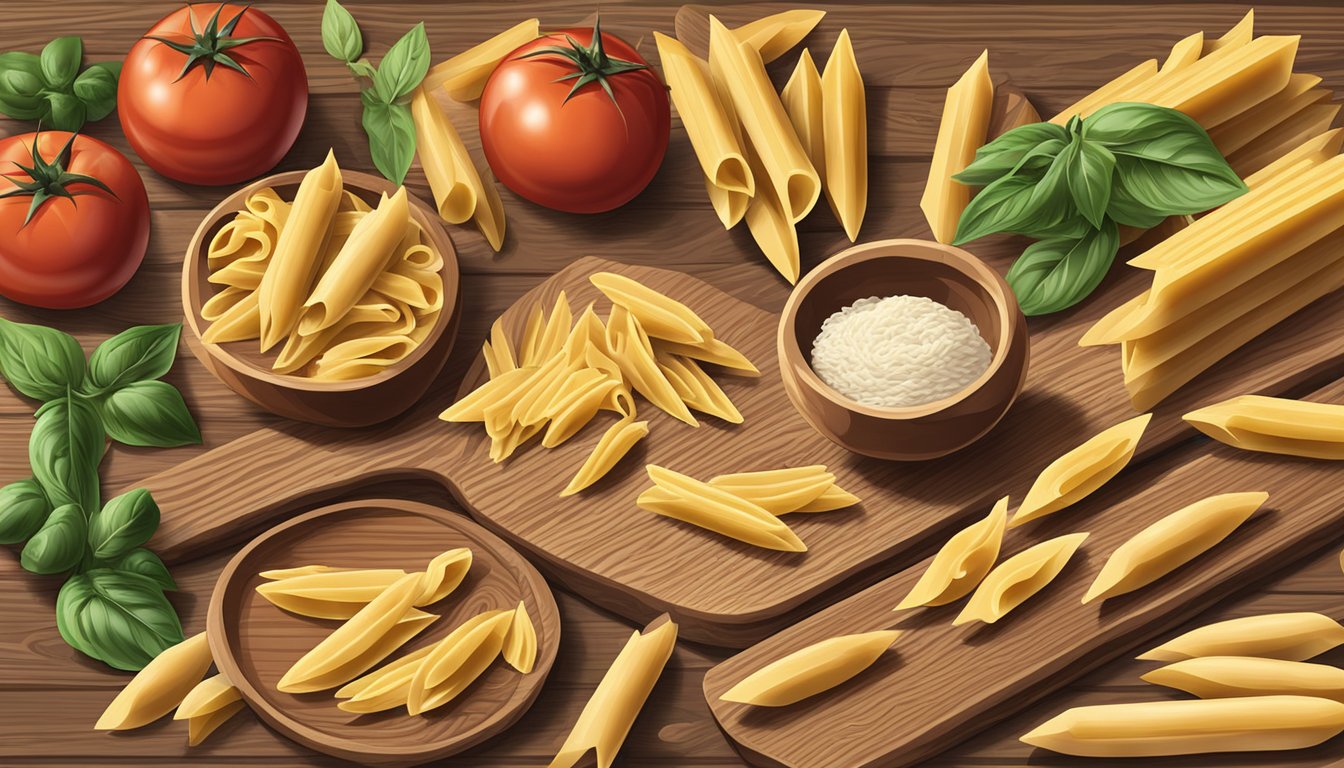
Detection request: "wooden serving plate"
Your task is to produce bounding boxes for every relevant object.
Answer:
[207,499,559,767]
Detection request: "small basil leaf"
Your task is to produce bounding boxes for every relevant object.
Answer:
[0,317,86,401]
[372,22,430,102]
[0,91,48,121]
[1007,219,1120,316]
[96,380,201,448]
[56,569,183,671]
[88,488,159,561]
[106,548,176,591]
[1106,181,1173,229]
[954,147,1075,243]
[1111,152,1247,217]
[39,36,82,89]
[2,68,44,99]
[361,97,417,185]
[73,62,118,121]
[954,122,1070,186]
[0,51,43,79]
[0,478,51,545]
[1063,136,1116,229]
[45,91,86,131]
[321,0,364,63]
[86,323,181,393]
[20,503,86,575]
[30,395,103,515]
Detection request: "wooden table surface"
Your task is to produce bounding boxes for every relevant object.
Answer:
[2,1,1343,766]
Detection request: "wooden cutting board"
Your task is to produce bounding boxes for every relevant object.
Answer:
[703,378,1344,768]
[138,253,1344,649]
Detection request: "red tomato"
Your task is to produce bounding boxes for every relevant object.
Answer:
[0,132,150,309]
[118,3,307,186]
[479,24,670,213]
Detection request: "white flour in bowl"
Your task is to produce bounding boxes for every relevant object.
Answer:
[810,295,992,408]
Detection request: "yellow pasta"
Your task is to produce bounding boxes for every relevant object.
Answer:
[1051,60,1159,124]
[796,485,863,513]
[655,336,758,376]
[1205,10,1254,54]
[1227,102,1342,177]
[562,417,650,496]
[610,310,698,426]
[658,353,743,423]
[591,272,712,345]
[257,567,408,619]
[407,608,514,715]
[708,16,821,223]
[1208,73,1326,155]
[95,632,213,731]
[173,673,244,747]
[821,29,867,242]
[542,370,621,447]
[782,48,824,181]
[1021,696,1344,757]
[1159,31,1204,74]
[502,600,538,674]
[1133,35,1300,129]
[705,466,838,514]
[896,496,1008,610]
[550,616,677,768]
[298,188,409,335]
[1084,492,1266,603]
[954,533,1089,626]
[640,465,806,552]
[335,645,435,714]
[733,9,825,64]
[721,630,901,707]
[422,19,541,101]
[200,287,260,344]
[1184,395,1344,459]
[921,50,993,244]
[1143,656,1344,702]
[1011,414,1151,527]
[410,87,476,224]
[742,143,802,283]
[703,175,751,229]
[1139,612,1344,662]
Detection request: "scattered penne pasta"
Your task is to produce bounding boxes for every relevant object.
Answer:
[640,465,807,552]
[422,19,541,101]
[896,496,1008,610]
[1083,492,1266,603]
[256,549,472,619]
[1185,395,1344,460]
[173,673,244,746]
[954,533,1089,626]
[782,49,825,181]
[1139,612,1344,662]
[732,9,825,64]
[820,29,867,242]
[502,600,538,674]
[95,633,214,731]
[550,615,677,768]
[336,645,437,714]
[407,608,514,715]
[1011,414,1151,528]
[1143,656,1344,702]
[721,630,901,707]
[922,50,993,244]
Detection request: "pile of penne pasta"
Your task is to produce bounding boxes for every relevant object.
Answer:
[202,152,445,381]
[441,272,758,496]
[656,9,868,283]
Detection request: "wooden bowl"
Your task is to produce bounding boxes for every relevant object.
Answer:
[777,239,1029,460]
[207,499,559,767]
[182,170,462,427]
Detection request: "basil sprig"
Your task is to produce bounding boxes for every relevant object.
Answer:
[321,0,430,185]
[0,38,120,131]
[0,320,200,671]
[953,103,1248,315]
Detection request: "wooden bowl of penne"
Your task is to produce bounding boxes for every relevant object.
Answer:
[777,239,1028,460]
[182,163,462,427]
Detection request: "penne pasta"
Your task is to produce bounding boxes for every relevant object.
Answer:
[1139,612,1344,662]
[641,465,806,552]
[742,143,802,284]
[590,272,712,345]
[174,673,244,746]
[706,466,836,515]
[562,417,649,496]
[721,630,901,707]
[472,161,509,253]
[1011,414,1151,527]
[1184,395,1344,460]
[200,287,260,344]
[257,567,409,619]
[781,49,825,180]
[655,33,753,201]
[1143,656,1344,702]
[441,366,536,423]
[733,9,825,64]
[922,50,993,244]
[896,496,1008,610]
[1084,492,1267,603]
[610,310,698,426]
[184,700,245,746]
[410,87,477,224]
[820,29,868,242]
[651,336,758,376]
[954,533,1089,626]
[657,353,743,423]
[550,616,677,768]
[1208,73,1326,155]
[1227,101,1343,178]
[422,19,541,101]
[1159,31,1204,74]
[298,188,410,335]
[796,485,863,513]
[1204,9,1254,55]
[95,633,214,731]
[407,608,514,715]
[502,600,538,674]
[1135,35,1300,129]
[704,175,751,229]
[335,645,436,714]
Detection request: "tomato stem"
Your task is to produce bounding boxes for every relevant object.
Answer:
[0,128,116,226]
[145,3,280,82]
[518,16,648,109]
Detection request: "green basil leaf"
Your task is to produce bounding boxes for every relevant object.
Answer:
[30,395,103,515]
[0,51,43,79]
[362,97,417,185]
[20,503,86,575]
[2,68,44,99]
[73,62,118,121]
[372,22,430,102]
[954,148,1074,243]
[1062,136,1116,229]
[39,36,82,89]
[88,488,159,561]
[0,478,51,545]
[1111,152,1247,218]
[0,317,86,401]
[954,122,1070,186]
[1106,181,1173,229]
[1007,219,1120,316]
[56,569,183,671]
[86,323,181,393]
[45,91,86,131]
[96,380,201,448]
[106,548,176,591]
[0,92,48,121]
[321,0,364,63]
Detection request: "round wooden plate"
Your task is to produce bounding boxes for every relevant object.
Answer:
[207,499,559,767]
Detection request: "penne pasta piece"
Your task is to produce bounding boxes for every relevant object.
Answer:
[257,568,408,619]
[782,48,825,180]
[896,496,1008,610]
[422,19,541,101]
[1208,73,1326,155]
[186,700,245,746]
[95,633,213,731]
[200,288,260,344]
[473,163,508,253]
[542,371,621,447]
[1021,696,1344,757]
[733,9,825,64]
[1136,35,1300,129]
[518,301,547,366]
[562,417,650,496]
[651,337,758,375]
[796,485,863,513]
[1227,102,1343,178]
[441,366,536,423]
[411,87,477,224]
[1184,395,1344,460]
[502,600,538,674]
[1143,656,1344,702]
[416,548,474,605]
[654,33,753,199]
[1139,612,1344,662]
[590,272,712,345]
[704,175,751,228]
[260,564,343,580]
[1204,9,1254,55]
[820,29,867,242]
[708,15,821,223]
[406,608,514,715]
[550,616,677,768]
[484,317,517,378]
[721,630,901,707]
[641,465,806,552]
[174,672,241,720]
[537,291,573,362]
[298,188,410,335]
[742,148,802,283]
[707,466,836,515]
[954,533,1089,626]
[1011,414,1152,528]
[1159,31,1204,74]
[610,311,698,426]
[921,50,993,244]
[1084,492,1267,603]
[335,645,435,714]
[1051,60,1158,124]
[257,150,343,351]
[657,353,743,423]
[289,608,438,694]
